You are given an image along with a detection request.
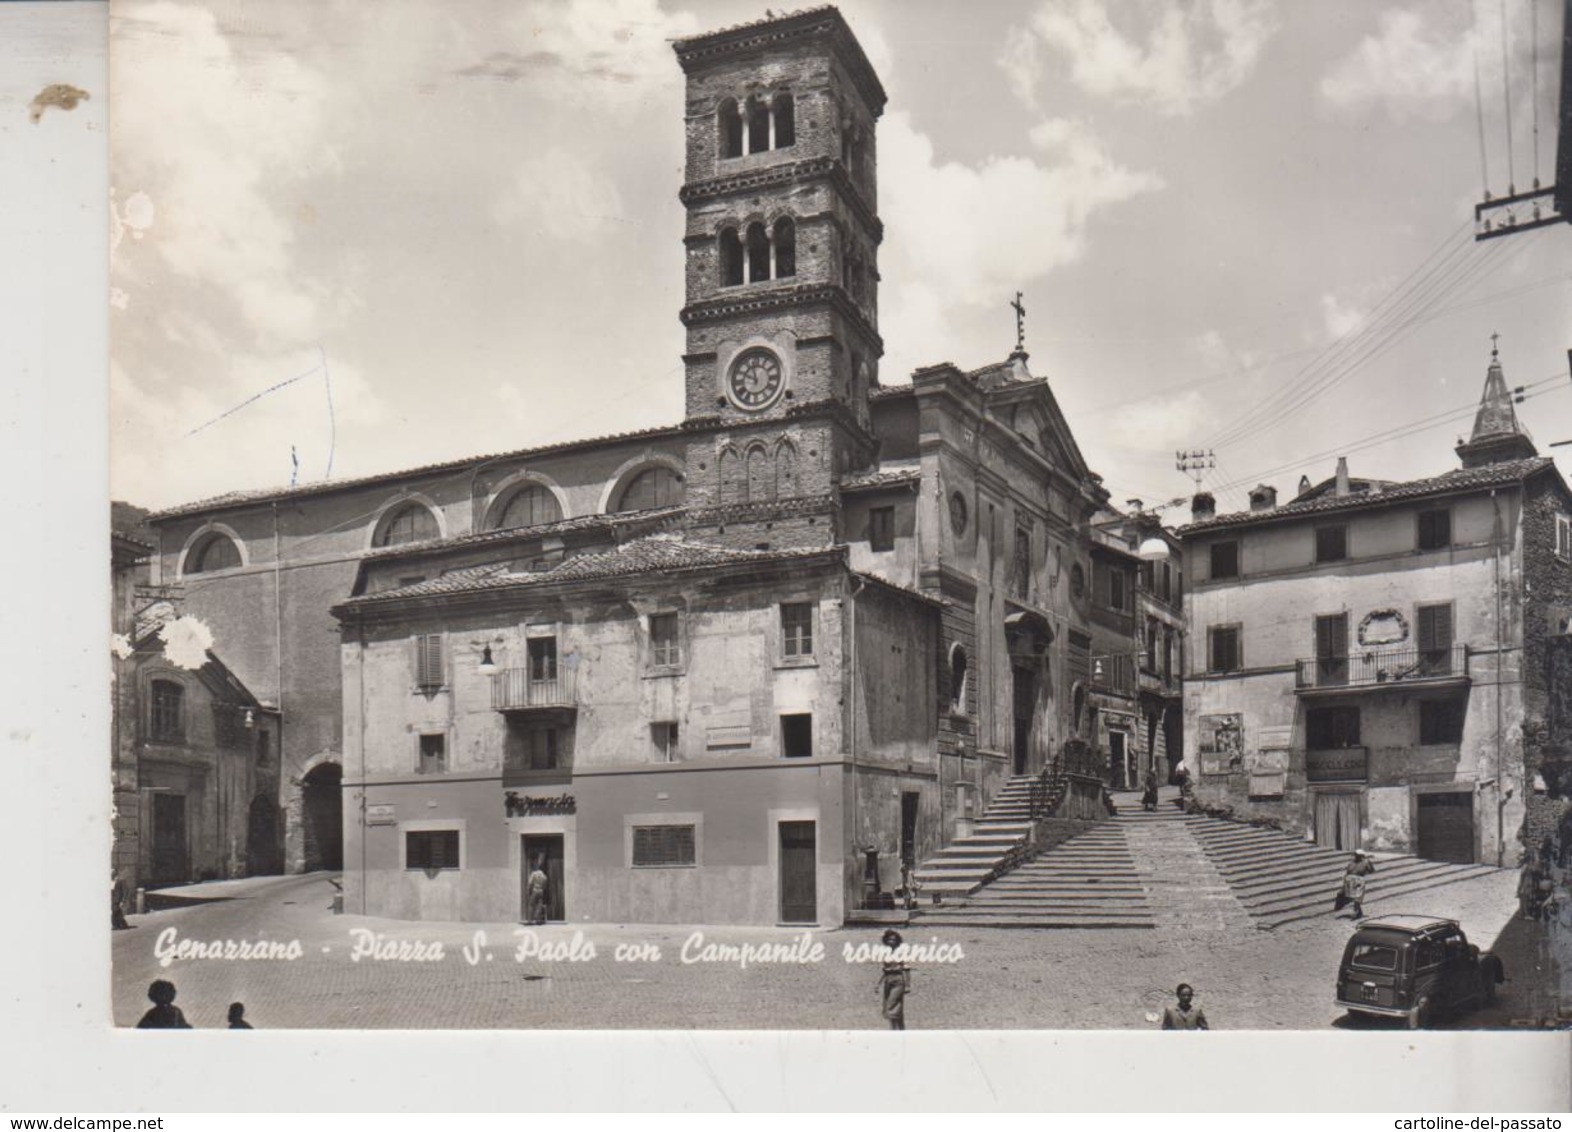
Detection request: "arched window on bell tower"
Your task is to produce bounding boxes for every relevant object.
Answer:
[746,223,770,284]
[772,218,796,278]
[746,96,770,154]
[775,441,798,498]
[745,445,771,502]
[719,227,744,286]
[718,97,743,158]
[774,93,795,148]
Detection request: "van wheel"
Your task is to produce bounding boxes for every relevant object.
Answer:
[1408,997,1432,1030]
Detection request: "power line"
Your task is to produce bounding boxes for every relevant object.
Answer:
[1499,0,1515,193]
[1474,0,1492,196]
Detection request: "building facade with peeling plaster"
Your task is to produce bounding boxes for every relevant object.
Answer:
[142,8,1153,925]
[1179,348,1572,867]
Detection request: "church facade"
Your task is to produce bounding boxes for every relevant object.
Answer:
[143,7,1143,925]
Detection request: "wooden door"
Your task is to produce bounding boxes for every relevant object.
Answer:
[151,793,187,883]
[1417,793,1474,863]
[778,821,817,924]
[522,835,566,921]
[1314,792,1361,851]
[1011,666,1035,775]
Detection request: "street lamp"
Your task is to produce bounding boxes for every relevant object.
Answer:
[477,644,499,677]
[1137,535,1169,560]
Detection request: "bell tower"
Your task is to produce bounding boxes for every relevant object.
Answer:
[672,8,885,536]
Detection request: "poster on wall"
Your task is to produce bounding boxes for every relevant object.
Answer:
[1197,713,1244,776]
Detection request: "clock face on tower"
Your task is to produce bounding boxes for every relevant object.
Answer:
[727,348,784,411]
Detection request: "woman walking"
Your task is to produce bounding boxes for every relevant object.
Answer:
[877,929,911,1031]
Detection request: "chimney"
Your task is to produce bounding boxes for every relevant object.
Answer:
[1191,491,1216,522]
[1334,456,1350,497]
[1248,483,1278,512]
[1297,474,1312,499]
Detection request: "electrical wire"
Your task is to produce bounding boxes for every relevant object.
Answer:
[1474,0,1492,196]
[1500,0,1516,192]
[1530,0,1540,187]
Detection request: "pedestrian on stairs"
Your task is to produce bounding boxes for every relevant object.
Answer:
[1141,770,1159,812]
[1334,850,1376,919]
[1160,984,1208,1030]
[877,929,911,1031]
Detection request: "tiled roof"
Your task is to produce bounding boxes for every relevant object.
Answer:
[840,464,920,491]
[361,507,685,560]
[1180,457,1558,535]
[869,383,913,401]
[672,6,837,48]
[340,535,843,607]
[147,421,687,521]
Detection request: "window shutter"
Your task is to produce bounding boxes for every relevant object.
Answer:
[1418,606,1452,653]
[416,634,444,688]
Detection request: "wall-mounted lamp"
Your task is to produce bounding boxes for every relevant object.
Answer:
[244,707,256,730]
[477,645,499,677]
[1093,659,1105,680]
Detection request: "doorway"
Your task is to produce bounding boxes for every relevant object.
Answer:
[778,820,817,924]
[1011,666,1035,775]
[246,795,281,876]
[521,834,566,922]
[1109,730,1130,791]
[1314,791,1362,851]
[151,793,188,884]
[301,762,343,871]
[1417,792,1475,863]
[900,792,919,867]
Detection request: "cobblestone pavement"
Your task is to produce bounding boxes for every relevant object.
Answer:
[111,864,1556,1031]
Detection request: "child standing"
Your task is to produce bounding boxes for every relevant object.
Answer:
[877,929,910,1031]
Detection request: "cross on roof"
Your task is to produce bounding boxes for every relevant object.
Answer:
[1010,291,1025,352]
[1490,330,1500,356]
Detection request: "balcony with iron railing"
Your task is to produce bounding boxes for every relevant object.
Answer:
[1294,645,1469,694]
[492,667,579,712]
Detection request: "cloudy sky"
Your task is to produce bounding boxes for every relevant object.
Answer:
[110,0,1572,516]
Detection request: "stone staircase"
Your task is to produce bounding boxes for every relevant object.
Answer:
[918,821,1157,928]
[1187,815,1504,930]
[910,774,1043,897]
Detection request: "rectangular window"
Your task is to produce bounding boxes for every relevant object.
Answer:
[1208,626,1241,674]
[868,506,895,552]
[1307,706,1361,749]
[1315,524,1348,564]
[405,830,460,871]
[1417,604,1454,674]
[527,727,560,770]
[418,733,446,775]
[527,636,558,682]
[781,602,814,658]
[1557,514,1572,561]
[1144,618,1159,671]
[415,634,444,691]
[1315,613,1349,685]
[1417,509,1452,551]
[632,824,696,868]
[150,682,184,741]
[1139,562,1154,592]
[1210,541,1239,580]
[1420,699,1465,745]
[1163,630,1174,683]
[650,613,680,667]
[1109,568,1126,611]
[1162,562,1173,603]
[651,722,680,762]
[781,713,814,758]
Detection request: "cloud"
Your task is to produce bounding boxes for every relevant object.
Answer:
[879,113,1162,367]
[112,1,333,347]
[457,0,698,106]
[1002,0,1277,116]
[1319,8,1474,121]
[1320,292,1365,340]
[1107,388,1211,453]
[493,149,628,243]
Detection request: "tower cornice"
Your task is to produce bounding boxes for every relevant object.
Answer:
[680,157,883,243]
[680,283,883,355]
[672,7,887,118]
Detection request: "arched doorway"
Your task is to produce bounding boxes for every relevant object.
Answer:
[301,762,343,872]
[246,795,281,876]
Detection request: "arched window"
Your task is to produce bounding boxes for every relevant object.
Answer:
[615,467,683,513]
[772,218,796,278]
[719,227,744,287]
[774,442,798,499]
[717,97,743,158]
[746,223,770,284]
[495,485,562,531]
[773,93,795,148]
[745,446,770,503]
[187,532,241,574]
[150,679,185,742]
[746,96,770,153]
[949,644,969,715]
[376,502,440,547]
